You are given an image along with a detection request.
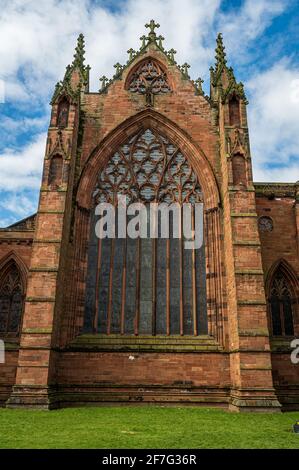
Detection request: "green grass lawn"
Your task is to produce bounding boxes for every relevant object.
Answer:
[0,407,298,449]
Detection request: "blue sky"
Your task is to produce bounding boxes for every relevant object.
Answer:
[0,0,298,227]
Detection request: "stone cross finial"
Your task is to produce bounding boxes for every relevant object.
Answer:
[195,78,204,94]
[113,63,123,76]
[145,19,160,35]
[140,35,147,48]
[99,75,108,90]
[127,48,136,61]
[181,63,190,78]
[157,35,165,49]
[167,48,177,64]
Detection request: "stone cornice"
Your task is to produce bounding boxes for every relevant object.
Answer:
[254,182,298,199]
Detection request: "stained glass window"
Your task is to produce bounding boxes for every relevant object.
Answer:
[269,269,295,336]
[84,129,207,336]
[0,263,24,336]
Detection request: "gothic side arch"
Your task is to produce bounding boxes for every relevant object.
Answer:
[228,93,241,127]
[266,259,299,336]
[0,251,28,291]
[56,96,70,128]
[0,252,28,336]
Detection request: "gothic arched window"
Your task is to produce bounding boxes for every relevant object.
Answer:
[269,268,295,336]
[0,262,24,336]
[229,95,240,127]
[57,97,69,128]
[84,128,208,336]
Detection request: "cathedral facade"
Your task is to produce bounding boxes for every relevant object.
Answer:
[0,22,298,411]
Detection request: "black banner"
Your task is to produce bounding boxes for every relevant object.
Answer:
[0,449,298,467]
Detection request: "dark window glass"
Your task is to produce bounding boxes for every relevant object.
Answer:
[84,129,207,336]
[57,98,69,128]
[270,295,282,336]
[0,264,24,336]
[269,269,295,336]
[229,96,240,127]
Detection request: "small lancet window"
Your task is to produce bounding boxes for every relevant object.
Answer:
[269,268,295,336]
[229,95,241,127]
[57,97,69,128]
[48,154,63,187]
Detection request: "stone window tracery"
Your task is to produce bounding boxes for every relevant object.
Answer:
[269,268,295,336]
[84,128,207,336]
[0,263,24,336]
[128,60,171,95]
[258,216,273,233]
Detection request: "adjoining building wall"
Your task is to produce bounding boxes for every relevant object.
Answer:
[256,187,299,409]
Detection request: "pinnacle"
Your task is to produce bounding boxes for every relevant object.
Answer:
[72,33,86,69]
[215,32,227,70]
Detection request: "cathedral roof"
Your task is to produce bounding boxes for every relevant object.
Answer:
[0,213,36,231]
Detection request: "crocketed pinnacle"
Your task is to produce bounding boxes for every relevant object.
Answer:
[72,33,86,70]
[215,33,227,71]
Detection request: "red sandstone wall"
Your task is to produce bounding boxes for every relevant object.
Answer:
[256,195,299,407]
[57,352,230,386]
[0,237,33,269]
[56,351,231,405]
[256,196,299,275]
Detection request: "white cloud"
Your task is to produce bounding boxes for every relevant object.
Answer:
[0,115,48,133]
[0,0,223,98]
[0,132,45,190]
[218,0,286,60]
[247,60,299,182]
[0,193,37,219]
[0,0,287,99]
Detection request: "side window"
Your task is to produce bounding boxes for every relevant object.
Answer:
[269,268,295,336]
[57,98,69,128]
[0,262,24,336]
[229,95,240,127]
